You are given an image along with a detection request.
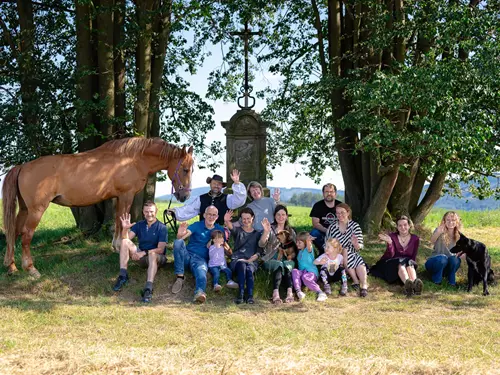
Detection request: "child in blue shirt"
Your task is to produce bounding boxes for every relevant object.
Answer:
[291,232,327,302]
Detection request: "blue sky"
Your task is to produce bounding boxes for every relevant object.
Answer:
[154,39,344,197]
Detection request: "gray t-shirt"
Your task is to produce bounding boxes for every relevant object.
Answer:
[247,197,276,231]
[431,229,457,257]
[230,226,263,261]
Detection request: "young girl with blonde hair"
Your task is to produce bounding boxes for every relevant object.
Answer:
[314,238,348,297]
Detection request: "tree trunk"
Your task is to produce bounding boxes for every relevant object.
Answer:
[74,0,100,231]
[131,0,156,221]
[134,0,154,134]
[114,0,126,137]
[142,0,173,203]
[362,167,400,234]
[388,158,419,217]
[408,160,427,213]
[97,0,115,138]
[411,171,447,225]
[96,0,117,227]
[16,0,40,153]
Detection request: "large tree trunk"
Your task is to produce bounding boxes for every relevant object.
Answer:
[142,0,173,203]
[388,158,419,217]
[134,0,154,134]
[411,171,447,225]
[96,0,117,225]
[408,160,427,214]
[96,0,115,138]
[73,0,100,232]
[131,0,156,221]
[114,0,126,137]
[16,0,40,153]
[362,167,400,234]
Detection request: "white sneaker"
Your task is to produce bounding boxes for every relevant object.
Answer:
[226,280,239,289]
[213,284,222,292]
[316,292,327,302]
[297,291,306,301]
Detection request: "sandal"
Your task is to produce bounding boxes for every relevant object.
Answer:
[284,288,294,303]
[272,289,282,305]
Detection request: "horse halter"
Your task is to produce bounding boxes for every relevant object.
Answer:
[170,158,192,195]
[164,158,193,233]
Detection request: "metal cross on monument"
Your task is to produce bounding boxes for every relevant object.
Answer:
[230,22,262,109]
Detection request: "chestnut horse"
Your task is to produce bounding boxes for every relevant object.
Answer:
[2,137,194,277]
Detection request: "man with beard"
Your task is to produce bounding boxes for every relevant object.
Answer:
[165,169,246,226]
[309,183,342,254]
[112,201,167,303]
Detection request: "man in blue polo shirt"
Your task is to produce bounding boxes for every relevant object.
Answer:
[112,201,167,303]
[171,205,229,303]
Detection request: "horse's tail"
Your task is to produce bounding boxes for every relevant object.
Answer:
[2,166,21,256]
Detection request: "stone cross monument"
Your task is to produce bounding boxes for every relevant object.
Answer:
[222,22,270,196]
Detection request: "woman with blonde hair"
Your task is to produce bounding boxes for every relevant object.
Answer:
[425,211,462,286]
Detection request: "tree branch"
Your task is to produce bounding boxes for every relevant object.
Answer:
[0,15,17,57]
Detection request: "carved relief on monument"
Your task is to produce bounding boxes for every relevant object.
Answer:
[231,139,258,176]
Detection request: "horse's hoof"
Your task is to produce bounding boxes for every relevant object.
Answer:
[28,268,41,279]
[7,265,19,276]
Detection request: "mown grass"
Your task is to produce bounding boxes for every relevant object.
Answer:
[0,203,499,375]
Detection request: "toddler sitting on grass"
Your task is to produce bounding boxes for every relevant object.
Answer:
[207,230,238,292]
[314,238,348,297]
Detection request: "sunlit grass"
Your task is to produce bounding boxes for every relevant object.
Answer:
[0,203,499,374]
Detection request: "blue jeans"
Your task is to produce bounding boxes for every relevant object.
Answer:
[174,239,208,295]
[310,228,325,254]
[208,265,232,286]
[425,254,461,285]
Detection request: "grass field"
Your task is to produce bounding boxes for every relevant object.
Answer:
[0,203,499,375]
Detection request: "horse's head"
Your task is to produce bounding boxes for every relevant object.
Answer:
[167,146,194,203]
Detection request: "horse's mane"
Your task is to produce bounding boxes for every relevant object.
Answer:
[95,137,187,160]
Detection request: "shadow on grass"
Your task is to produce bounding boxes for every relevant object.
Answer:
[1,226,498,315]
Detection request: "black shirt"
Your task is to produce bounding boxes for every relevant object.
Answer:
[309,199,343,229]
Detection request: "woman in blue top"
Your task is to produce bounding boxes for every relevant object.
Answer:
[291,231,327,302]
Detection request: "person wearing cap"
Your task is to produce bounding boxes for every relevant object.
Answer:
[166,169,246,225]
[246,181,281,231]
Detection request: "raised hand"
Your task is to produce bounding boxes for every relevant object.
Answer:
[224,210,234,223]
[378,233,392,244]
[438,223,446,234]
[177,222,188,238]
[120,213,135,230]
[230,169,240,184]
[261,217,271,232]
[272,188,281,202]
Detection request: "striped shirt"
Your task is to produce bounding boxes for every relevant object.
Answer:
[325,220,365,269]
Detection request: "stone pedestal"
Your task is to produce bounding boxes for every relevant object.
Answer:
[222,109,269,198]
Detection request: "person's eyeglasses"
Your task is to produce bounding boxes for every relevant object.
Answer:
[206,213,218,217]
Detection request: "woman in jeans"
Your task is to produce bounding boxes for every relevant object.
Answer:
[425,211,462,286]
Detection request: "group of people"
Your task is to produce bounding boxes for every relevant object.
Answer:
[112,172,465,304]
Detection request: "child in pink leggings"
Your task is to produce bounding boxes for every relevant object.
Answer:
[291,232,328,302]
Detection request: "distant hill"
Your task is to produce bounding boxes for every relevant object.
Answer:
[157,180,499,211]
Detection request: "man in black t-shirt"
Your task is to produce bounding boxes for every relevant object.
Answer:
[309,183,342,253]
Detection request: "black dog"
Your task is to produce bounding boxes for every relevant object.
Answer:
[450,233,494,296]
